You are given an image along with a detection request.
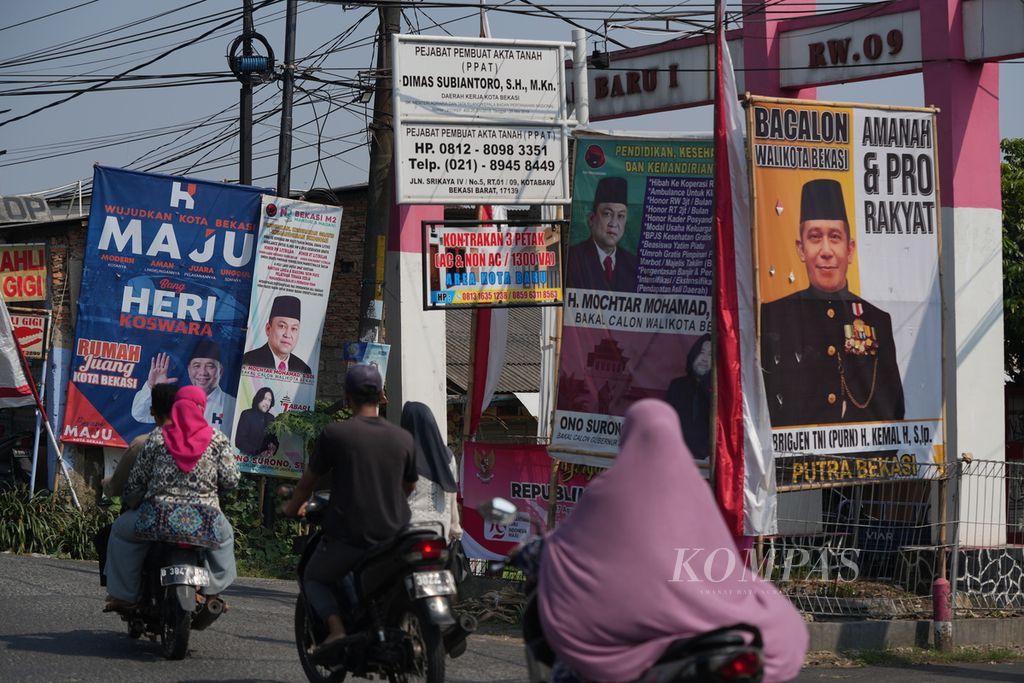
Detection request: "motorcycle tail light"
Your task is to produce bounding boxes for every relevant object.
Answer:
[405,538,444,562]
[716,651,760,679]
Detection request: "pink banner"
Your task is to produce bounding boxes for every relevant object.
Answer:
[461,442,600,558]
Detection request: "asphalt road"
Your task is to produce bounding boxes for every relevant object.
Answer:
[0,553,1020,683]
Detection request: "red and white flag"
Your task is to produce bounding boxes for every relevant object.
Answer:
[712,2,776,536]
[465,1,510,439]
[467,204,509,437]
[0,295,36,408]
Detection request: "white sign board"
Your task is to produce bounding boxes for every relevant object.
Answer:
[779,10,922,87]
[394,37,565,121]
[393,34,572,205]
[397,123,566,204]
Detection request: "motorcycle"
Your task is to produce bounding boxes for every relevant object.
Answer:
[479,498,766,683]
[293,490,475,683]
[0,430,33,491]
[111,541,226,660]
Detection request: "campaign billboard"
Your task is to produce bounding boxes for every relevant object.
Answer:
[62,167,264,448]
[231,196,341,478]
[549,134,715,468]
[749,98,942,487]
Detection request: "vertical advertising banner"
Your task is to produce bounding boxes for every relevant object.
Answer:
[63,167,264,448]
[749,99,942,487]
[232,196,341,478]
[460,442,597,558]
[550,134,714,467]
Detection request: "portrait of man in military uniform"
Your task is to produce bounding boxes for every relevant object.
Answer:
[760,178,905,427]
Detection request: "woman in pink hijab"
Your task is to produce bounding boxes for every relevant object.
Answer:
[104,386,240,611]
[537,399,807,683]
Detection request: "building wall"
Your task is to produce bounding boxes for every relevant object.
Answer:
[316,186,368,403]
[1,218,90,496]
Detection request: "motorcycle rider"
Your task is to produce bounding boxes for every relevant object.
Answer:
[282,363,418,655]
[533,399,808,683]
[96,383,178,585]
[104,386,240,612]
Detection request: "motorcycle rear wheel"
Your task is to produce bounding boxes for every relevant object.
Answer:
[294,596,346,683]
[393,610,444,683]
[160,590,191,660]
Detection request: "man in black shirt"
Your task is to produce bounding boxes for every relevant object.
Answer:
[283,363,418,651]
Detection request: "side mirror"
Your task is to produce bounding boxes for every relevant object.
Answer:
[477,497,518,526]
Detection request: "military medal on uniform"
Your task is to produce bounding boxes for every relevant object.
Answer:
[843,303,878,356]
[838,301,879,417]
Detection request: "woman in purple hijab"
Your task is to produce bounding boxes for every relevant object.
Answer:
[537,399,807,683]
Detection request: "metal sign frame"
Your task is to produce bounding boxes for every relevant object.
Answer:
[421,218,566,310]
[393,34,573,205]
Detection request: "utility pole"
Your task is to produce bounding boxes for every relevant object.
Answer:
[356,2,401,342]
[228,1,273,185]
[240,0,254,185]
[276,0,298,197]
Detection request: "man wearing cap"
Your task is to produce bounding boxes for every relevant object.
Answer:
[130,341,236,433]
[760,178,904,427]
[565,176,638,292]
[282,364,417,656]
[242,295,312,374]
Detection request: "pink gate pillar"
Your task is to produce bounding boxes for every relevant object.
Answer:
[742,0,817,99]
[383,203,447,427]
[921,1,1005,544]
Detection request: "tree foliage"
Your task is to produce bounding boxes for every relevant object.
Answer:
[1003,139,1024,383]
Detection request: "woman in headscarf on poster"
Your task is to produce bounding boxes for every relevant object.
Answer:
[400,401,461,543]
[104,386,240,611]
[665,333,712,461]
[235,387,276,456]
[532,399,808,683]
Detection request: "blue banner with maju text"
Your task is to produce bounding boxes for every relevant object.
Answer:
[62,166,266,447]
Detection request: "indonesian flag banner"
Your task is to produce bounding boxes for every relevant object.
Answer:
[465,5,510,438]
[713,2,777,536]
[467,204,509,437]
[0,294,36,408]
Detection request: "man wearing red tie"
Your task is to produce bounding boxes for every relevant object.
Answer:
[565,176,638,292]
[242,295,313,374]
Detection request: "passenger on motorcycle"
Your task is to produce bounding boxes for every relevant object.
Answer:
[533,399,809,683]
[104,386,240,612]
[401,401,461,543]
[282,363,418,655]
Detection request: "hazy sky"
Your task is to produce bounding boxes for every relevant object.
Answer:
[1,0,1021,197]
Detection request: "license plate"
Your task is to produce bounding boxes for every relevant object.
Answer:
[160,564,211,587]
[407,570,456,599]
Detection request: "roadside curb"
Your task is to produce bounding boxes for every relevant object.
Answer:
[809,617,1024,652]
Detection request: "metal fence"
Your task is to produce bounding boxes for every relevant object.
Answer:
[950,457,1024,615]
[767,459,942,619]
[762,456,1024,619]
